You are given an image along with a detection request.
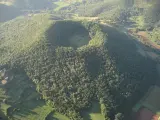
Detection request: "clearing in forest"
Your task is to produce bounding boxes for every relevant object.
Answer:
[81,102,105,120]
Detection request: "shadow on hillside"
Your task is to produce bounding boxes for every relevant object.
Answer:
[2,68,45,118]
[0,4,22,22]
[85,53,103,79]
[101,25,160,119]
[45,21,91,49]
[13,0,54,10]
[80,102,101,120]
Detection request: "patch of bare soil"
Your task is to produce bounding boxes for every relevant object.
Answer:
[137,31,160,50]
[1,80,7,85]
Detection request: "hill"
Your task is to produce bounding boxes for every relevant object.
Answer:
[0,0,55,22]
[0,14,159,120]
[0,0,53,9]
[13,0,53,10]
[55,0,120,20]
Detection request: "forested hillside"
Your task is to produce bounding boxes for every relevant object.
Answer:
[0,13,159,120]
[0,0,53,9]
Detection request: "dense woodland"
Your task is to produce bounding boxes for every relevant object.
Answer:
[0,14,159,120]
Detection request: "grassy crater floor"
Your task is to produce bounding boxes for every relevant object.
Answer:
[47,21,91,49]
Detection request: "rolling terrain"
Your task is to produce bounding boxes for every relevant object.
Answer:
[0,13,159,120]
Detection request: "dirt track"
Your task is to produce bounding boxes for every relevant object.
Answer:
[137,31,160,50]
[127,30,160,61]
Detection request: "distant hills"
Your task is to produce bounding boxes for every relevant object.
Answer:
[0,0,53,9]
[0,0,55,22]
[13,0,53,10]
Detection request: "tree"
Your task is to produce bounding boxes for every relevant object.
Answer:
[144,0,160,28]
[114,113,124,120]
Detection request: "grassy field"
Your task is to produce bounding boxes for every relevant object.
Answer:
[89,112,105,120]
[0,71,49,120]
[53,0,84,11]
[0,67,54,120]
[46,102,105,120]
[82,102,105,120]
[46,112,70,120]
[69,34,90,48]
[12,102,53,120]
[53,112,70,120]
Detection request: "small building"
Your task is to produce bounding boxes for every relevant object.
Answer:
[133,86,160,120]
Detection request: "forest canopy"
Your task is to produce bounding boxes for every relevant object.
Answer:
[0,14,159,119]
